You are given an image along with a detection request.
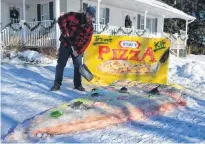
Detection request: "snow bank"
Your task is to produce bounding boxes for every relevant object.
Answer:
[1,53,205,143]
[1,50,54,65]
[2,50,205,91]
[169,54,205,92]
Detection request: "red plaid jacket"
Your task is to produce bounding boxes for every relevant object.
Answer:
[58,12,94,54]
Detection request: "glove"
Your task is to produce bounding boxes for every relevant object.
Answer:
[71,45,78,57]
[59,33,70,42]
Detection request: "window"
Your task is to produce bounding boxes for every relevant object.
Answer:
[99,8,109,25]
[140,16,157,33]
[147,18,156,33]
[151,19,156,33]
[41,4,49,20]
[140,16,144,30]
[100,8,106,24]
[37,2,53,21]
[146,18,151,31]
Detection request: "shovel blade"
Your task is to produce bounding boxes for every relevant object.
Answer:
[79,64,94,82]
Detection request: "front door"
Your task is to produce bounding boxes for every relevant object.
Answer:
[9,6,21,23]
[122,11,136,28]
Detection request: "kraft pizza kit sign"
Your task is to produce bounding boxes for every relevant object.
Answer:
[83,35,170,85]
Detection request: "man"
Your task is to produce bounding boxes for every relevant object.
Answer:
[51,7,95,91]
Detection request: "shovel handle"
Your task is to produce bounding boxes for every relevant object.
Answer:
[68,40,83,64]
[71,46,75,52]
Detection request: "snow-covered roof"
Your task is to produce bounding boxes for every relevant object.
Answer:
[134,0,196,21]
[93,0,196,21]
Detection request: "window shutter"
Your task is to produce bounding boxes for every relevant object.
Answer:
[83,3,88,12]
[137,14,140,29]
[105,8,110,24]
[49,2,54,20]
[37,4,41,21]
[155,18,158,33]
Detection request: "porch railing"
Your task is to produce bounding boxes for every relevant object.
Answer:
[164,33,187,57]
[93,24,163,38]
[1,20,56,48]
[1,26,22,47]
[1,22,185,57]
[24,20,56,47]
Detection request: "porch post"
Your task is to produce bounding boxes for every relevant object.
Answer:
[23,0,26,20]
[97,0,101,32]
[162,15,165,35]
[22,0,26,43]
[55,0,60,49]
[144,10,147,31]
[80,0,83,13]
[185,20,188,46]
[0,1,1,48]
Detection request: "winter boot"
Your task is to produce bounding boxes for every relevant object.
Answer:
[74,86,85,91]
[51,83,61,91]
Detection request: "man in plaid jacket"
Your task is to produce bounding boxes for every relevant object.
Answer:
[51,7,95,91]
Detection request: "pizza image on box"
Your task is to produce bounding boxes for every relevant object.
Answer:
[97,60,133,74]
[131,64,152,74]
[97,60,155,74]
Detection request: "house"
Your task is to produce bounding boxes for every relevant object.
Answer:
[0,0,195,57]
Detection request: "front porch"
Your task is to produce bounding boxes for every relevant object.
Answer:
[0,20,189,57]
[0,0,195,57]
[1,20,163,48]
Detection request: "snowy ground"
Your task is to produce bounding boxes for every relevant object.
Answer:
[1,51,205,143]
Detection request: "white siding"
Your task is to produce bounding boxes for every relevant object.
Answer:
[34,0,53,20]
[1,0,163,33]
[67,0,81,12]
[82,0,137,27]
[81,0,162,33]
[98,4,124,27]
[35,0,53,5]
[60,0,67,13]
[110,6,138,27]
[1,2,9,28]
[26,0,66,21]
[26,5,37,21]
